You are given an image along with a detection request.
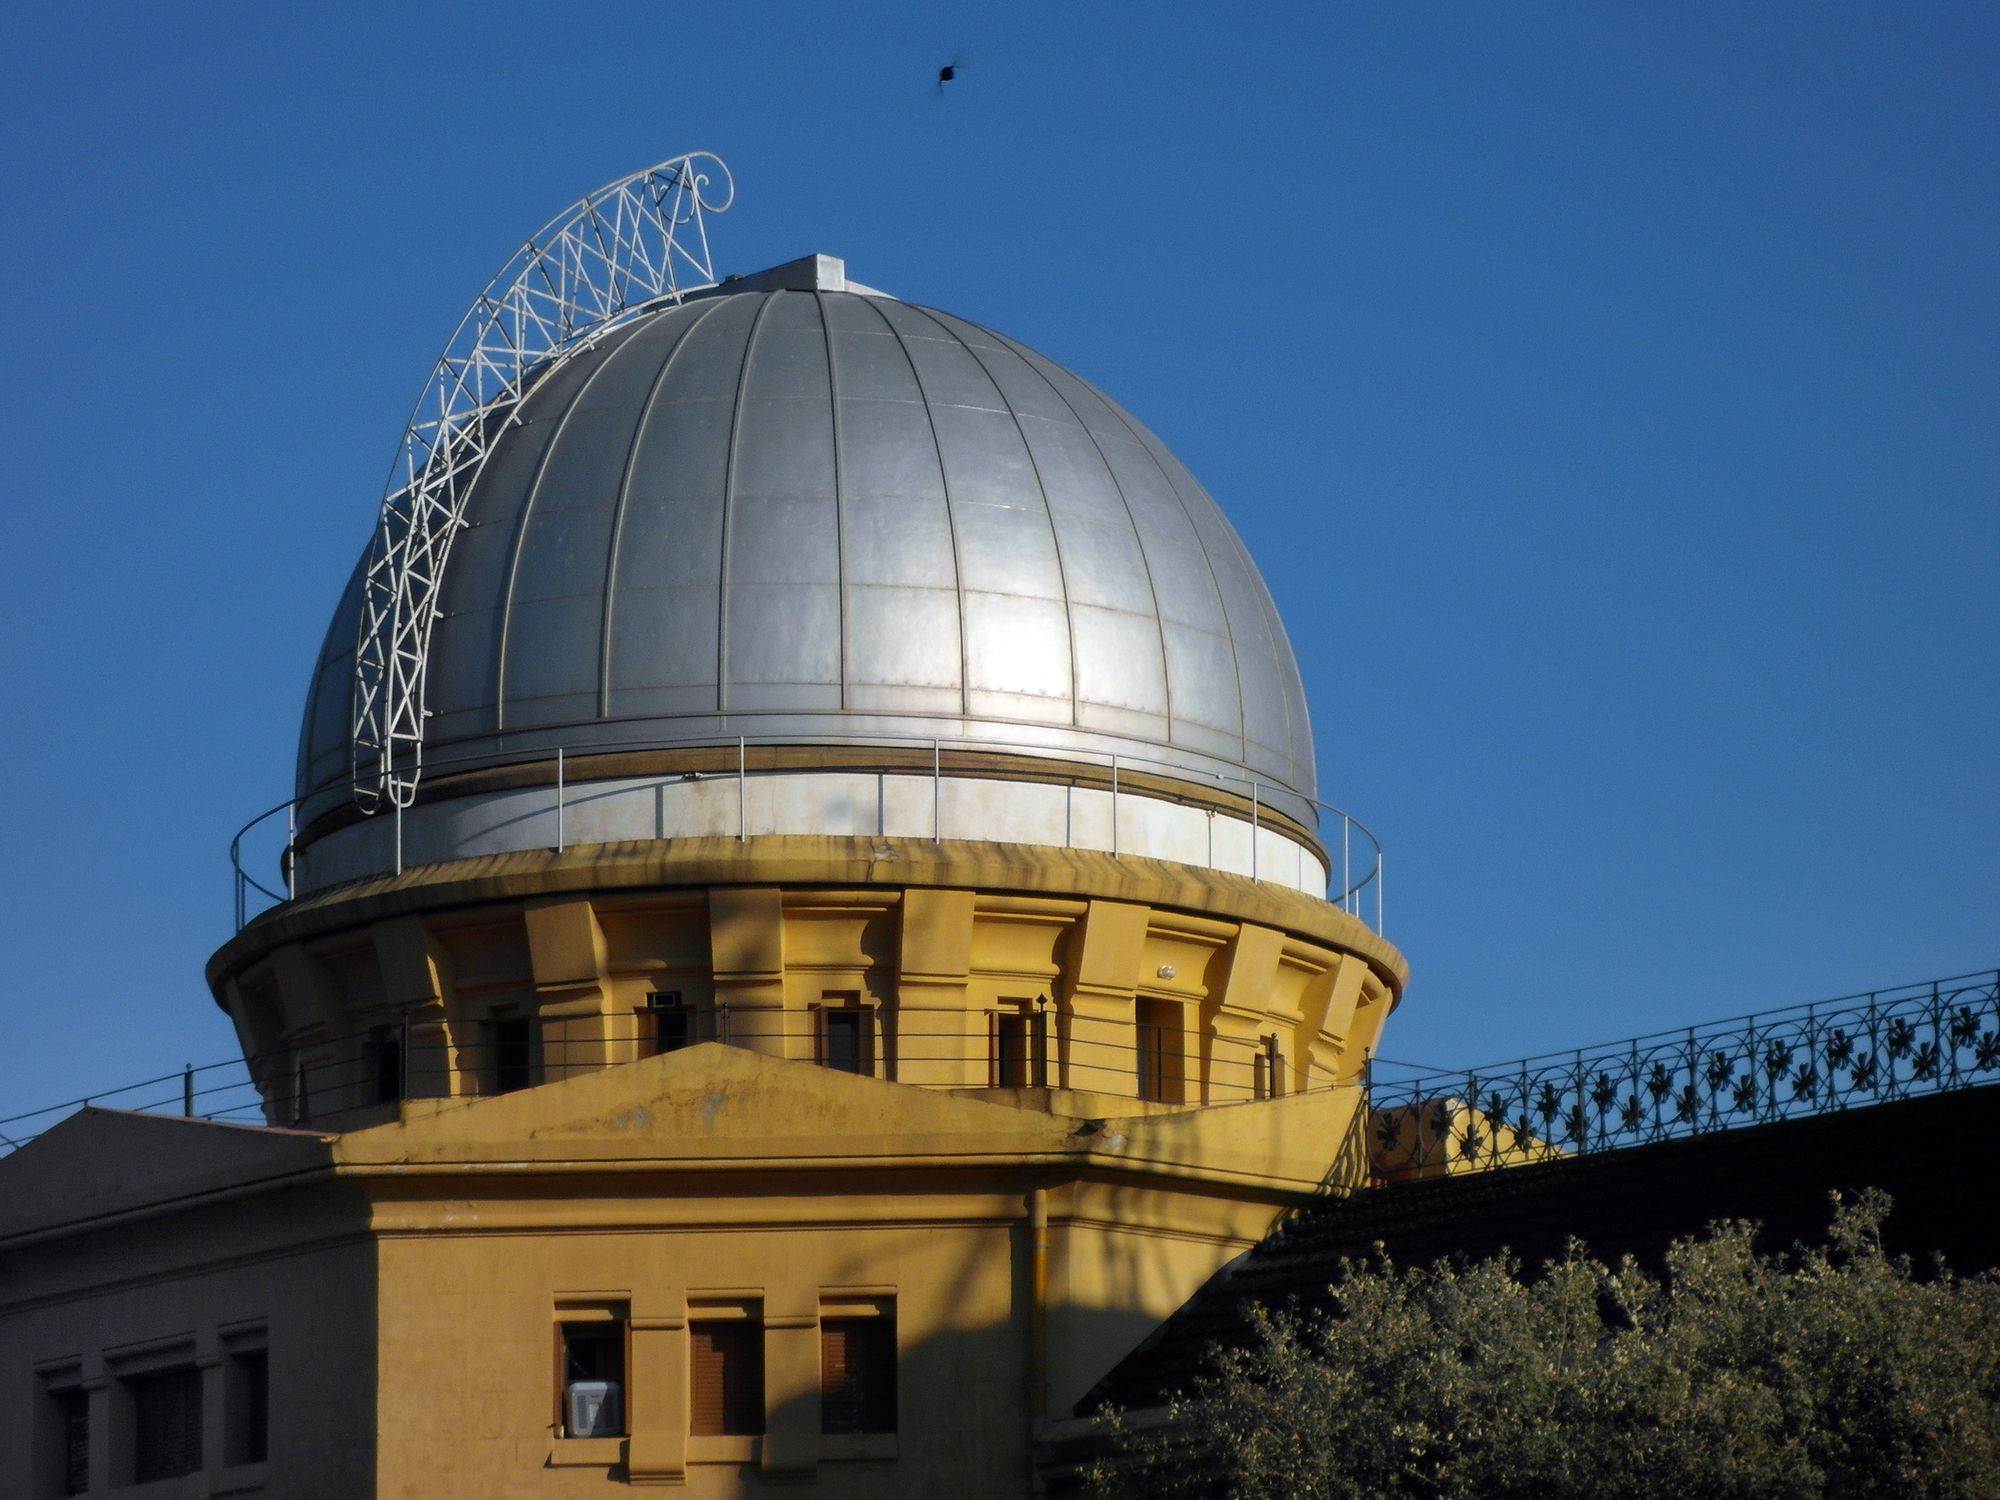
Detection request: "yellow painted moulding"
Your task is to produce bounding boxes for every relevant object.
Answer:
[209,836,1408,1001]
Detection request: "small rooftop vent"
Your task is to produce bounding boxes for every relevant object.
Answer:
[712,252,892,298]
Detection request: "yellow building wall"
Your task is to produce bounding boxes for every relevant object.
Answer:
[5,1023,1387,1498]
[337,1043,1375,1497]
[373,1202,1029,1497]
[208,839,1405,1134]
[361,1173,1305,1497]
[81,833,1416,1496]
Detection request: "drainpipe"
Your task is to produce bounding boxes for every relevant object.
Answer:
[1028,1187,1049,1420]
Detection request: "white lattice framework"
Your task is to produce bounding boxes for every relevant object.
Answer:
[351,153,735,812]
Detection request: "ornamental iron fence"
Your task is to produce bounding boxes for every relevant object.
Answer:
[1367,969,2000,1180]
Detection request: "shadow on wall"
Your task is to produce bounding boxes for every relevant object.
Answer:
[0,1123,380,1500]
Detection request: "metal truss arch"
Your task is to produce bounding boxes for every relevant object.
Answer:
[350,152,735,812]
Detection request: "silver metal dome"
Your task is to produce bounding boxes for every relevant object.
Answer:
[298,267,1314,824]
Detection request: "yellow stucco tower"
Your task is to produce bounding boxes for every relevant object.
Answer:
[2,159,1404,1498]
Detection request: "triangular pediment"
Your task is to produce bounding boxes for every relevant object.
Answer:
[334,1043,1084,1166]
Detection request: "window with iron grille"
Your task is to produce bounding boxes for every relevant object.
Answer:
[820,1309,896,1434]
[129,1365,203,1482]
[689,1318,763,1436]
[49,1384,88,1496]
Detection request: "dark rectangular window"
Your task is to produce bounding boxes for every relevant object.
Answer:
[370,1025,403,1104]
[1135,999,1181,1104]
[822,1008,870,1075]
[820,1314,896,1434]
[492,1016,533,1093]
[994,1013,1029,1088]
[225,1348,267,1465]
[54,1387,88,1496]
[130,1365,203,1482]
[558,1315,625,1437]
[643,993,691,1056]
[689,1320,764,1436]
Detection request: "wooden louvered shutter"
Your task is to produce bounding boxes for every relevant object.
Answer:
[690,1321,763,1436]
[820,1315,897,1434]
[131,1366,203,1481]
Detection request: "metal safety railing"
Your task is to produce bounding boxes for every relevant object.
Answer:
[0,1010,1358,1153]
[1367,969,2000,1179]
[230,732,1386,935]
[9,971,1995,1170]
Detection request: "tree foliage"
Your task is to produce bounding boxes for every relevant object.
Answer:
[1087,1193,2000,1499]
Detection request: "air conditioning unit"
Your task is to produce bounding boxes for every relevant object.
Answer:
[565,1380,621,1438]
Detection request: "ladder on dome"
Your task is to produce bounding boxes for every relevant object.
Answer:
[349,153,736,814]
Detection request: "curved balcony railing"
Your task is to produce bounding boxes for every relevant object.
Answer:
[1368,969,2000,1179]
[229,732,1386,935]
[0,1011,1366,1156]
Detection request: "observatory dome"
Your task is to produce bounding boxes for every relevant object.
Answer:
[296,266,1315,830]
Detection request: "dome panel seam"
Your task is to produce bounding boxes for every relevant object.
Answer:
[814,292,850,711]
[973,324,1197,764]
[717,293,779,713]
[908,306,1085,727]
[491,327,642,733]
[864,295,968,717]
[1050,362,1261,789]
[599,300,726,717]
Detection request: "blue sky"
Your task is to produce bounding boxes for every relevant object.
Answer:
[1,2,1993,1126]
